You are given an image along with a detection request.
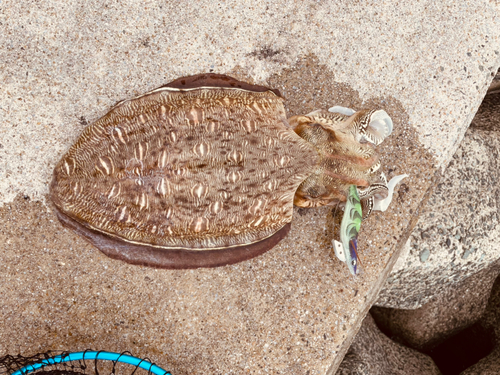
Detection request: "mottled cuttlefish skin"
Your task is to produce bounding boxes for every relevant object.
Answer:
[289,109,386,208]
[50,74,318,268]
[51,74,391,269]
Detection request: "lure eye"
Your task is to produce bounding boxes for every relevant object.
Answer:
[351,259,357,266]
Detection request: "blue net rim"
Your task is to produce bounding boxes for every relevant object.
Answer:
[11,351,171,375]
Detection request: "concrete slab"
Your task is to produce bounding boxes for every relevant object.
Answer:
[377,92,500,309]
[1,1,499,374]
[336,313,440,374]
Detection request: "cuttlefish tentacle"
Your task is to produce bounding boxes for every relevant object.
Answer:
[357,172,408,218]
[371,174,408,212]
[328,106,393,146]
[328,106,356,116]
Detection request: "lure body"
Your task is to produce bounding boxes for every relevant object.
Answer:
[332,174,408,275]
[333,185,362,275]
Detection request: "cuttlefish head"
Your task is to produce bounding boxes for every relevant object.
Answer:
[289,108,393,209]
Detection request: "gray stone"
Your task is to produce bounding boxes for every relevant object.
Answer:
[377,89,500,309]
[420,248,430,262]
[372,261,500,351]
[336,314,441,375]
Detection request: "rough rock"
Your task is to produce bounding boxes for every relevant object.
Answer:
[371,260,500,351]
[473,90,500,132]
[459,274,500,374]
[461,348,500,375]
[488,70,500,94]
[377,90,500,309]
[336,314,440,375]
